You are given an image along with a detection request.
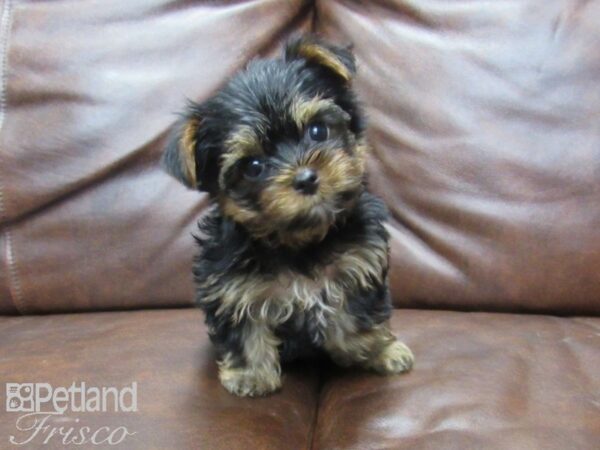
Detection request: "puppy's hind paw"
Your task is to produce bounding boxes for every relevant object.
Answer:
[370,341,414,375]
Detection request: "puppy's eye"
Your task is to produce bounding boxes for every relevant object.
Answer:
[308,122,329,142]
[243,158,265,180]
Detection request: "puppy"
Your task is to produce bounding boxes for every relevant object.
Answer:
[162,35,414,397]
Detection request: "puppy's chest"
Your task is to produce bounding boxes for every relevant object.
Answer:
[255,265,345,326]
[200,228,388,330]
[204,256,350,327]
[265,269,347,353]
[265,239,387,315]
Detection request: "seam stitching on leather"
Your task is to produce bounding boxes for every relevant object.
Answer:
[5,228,25,314]
[0,0,8,224]
[0,0,24,314]
[0,0,10,221]
[307,367,324,450]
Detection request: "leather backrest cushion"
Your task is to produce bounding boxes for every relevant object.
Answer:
[0,0,312,313]
[317,0,600,315]
[1,0,598,315]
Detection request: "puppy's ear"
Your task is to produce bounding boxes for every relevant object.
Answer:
[285,35,356,82]
[162,109,221,194]
[162,117,200,189]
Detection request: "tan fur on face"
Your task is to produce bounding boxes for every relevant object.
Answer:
[217,98,371,247]
[220,196,260,227]
[254,147,364,246]
[216,125,265,225]
[219,125,263,186]
[291,97,350,130]
[218,145,367,248]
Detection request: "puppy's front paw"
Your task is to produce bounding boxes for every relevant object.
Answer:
[371,341,414,375]
[219,366,281,397]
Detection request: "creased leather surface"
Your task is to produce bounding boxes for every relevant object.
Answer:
[0,0,312,313]
[2,0,599,315]
[0,232,19,314]
[0,309,320,450]
[313,309,600,450]
[1,2,598,449]
[317,0,600,315]
[1,308,597,449]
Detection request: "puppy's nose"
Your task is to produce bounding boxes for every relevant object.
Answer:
[293,168,319,195]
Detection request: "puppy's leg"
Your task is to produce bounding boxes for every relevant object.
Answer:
[325,320,414,374]
[218,321,282,397]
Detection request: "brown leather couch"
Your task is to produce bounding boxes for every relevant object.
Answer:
[1,1,599,449]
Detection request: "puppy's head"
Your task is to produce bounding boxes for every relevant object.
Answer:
[163,35,369,247]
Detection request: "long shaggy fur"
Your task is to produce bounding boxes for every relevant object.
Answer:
[162,35,414,396]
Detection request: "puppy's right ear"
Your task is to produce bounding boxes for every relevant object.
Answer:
[162,117,201,189]
[285,35,356,83]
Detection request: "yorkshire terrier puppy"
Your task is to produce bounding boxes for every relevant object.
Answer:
[162,35,414,397]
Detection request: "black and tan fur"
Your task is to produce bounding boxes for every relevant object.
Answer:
[162,35,414,397]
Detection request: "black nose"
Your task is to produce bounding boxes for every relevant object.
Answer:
[293,168,319,195]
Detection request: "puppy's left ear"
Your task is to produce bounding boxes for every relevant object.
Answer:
[162,117,200,189]
[285,35,356,82]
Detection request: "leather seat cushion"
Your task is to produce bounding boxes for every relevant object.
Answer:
[314,309,600,450]
[0,309,319,450]
[1,308,598,449]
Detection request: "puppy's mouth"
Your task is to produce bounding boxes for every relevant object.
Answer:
[285,206,334,232]
[221,186,361,248]
[265,186,362,246]
[262,177,359,218]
